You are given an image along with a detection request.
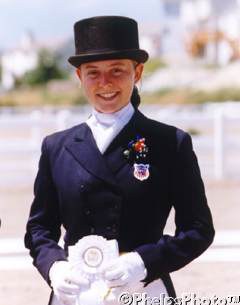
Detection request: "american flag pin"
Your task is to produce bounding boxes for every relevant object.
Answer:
[133,163,150,181]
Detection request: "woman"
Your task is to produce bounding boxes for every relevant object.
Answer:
[24,16,215,305]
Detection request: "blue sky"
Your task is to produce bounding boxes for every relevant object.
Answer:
[0,0,163,50]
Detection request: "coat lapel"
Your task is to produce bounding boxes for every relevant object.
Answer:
[64,109,149,185]
[64,123,118,187]
[103,109,148,174]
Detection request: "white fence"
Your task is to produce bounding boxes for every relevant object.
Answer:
[0,102,239,187]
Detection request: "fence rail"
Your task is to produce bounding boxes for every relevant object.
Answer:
[0,103,239,186]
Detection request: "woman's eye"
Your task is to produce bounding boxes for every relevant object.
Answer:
[87,70,98,77]
[112,68,123,75]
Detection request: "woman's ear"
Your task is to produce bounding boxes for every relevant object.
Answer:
[134,63,144,83]
[76,68,81,80]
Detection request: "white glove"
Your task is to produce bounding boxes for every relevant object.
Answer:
[49,261,90,305]
[103,252,147,290]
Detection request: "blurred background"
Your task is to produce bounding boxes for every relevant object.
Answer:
[0,1,239,304]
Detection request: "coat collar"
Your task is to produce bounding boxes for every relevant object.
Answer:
[65,109,148,187]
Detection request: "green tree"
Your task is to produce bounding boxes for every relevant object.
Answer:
[21,48,68,86]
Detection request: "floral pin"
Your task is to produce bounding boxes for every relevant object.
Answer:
[123,135,150,181]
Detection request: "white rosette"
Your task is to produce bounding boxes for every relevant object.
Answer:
[68,235,119,305]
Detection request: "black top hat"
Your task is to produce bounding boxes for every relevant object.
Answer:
[68,16,149,67]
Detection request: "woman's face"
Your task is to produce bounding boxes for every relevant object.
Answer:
[76,59,143,113]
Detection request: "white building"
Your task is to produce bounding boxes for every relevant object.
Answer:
[159,0,186,62]
[1,32,38,90]
[160,0,240,65]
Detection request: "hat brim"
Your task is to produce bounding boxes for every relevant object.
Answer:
[68,49,149,67]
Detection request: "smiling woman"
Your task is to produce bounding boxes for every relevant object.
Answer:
[24,15,215,305]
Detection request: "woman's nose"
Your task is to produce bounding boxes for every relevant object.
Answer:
[98,72,112,87]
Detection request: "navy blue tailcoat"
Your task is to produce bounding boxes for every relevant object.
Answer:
[24,109,214,298]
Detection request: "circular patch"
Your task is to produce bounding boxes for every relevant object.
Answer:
[83,247,103,268]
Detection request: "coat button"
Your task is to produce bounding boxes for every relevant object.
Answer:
[80,184,85,192]
[112,224,117,233]
[114,204,120,210]
[106,224,117,233]
[85,209,91,215]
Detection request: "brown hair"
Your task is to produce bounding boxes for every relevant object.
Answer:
[130,61,142,109]
[130,85,141,109]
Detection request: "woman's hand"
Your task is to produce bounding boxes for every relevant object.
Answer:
[49,261,90,305]
[103,252,147,289]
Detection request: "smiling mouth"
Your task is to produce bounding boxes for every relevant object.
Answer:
[96,92,119,101]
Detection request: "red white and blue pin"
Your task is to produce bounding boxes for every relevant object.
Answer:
[123,135,150,181]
